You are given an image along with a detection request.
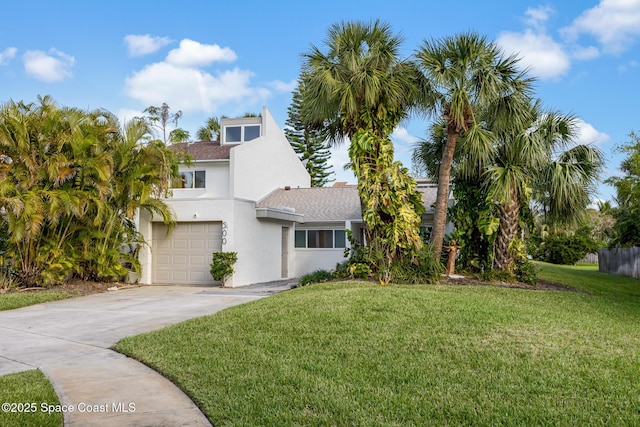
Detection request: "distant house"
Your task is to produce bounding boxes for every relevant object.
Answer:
[137,107,439,287]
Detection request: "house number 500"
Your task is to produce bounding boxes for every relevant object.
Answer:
[222,222,228,245]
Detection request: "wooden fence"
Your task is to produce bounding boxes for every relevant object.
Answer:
[598,247,640,279]
[577,253,599,264]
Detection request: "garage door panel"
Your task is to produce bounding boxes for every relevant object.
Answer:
[152,222,222,285]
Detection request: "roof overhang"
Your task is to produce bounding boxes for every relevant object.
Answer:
[255,207,304,223]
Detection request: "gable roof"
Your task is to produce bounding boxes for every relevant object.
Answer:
[257,184,438,223]
[168,141,238,161]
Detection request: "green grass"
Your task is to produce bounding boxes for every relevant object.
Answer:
[0,291,70,311]
[115,263,640,426]
[0,370,63,427]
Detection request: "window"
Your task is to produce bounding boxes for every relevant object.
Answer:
[223,124,261,143]
[173,171,206,188]
[225,126,242,143]
[294,230,346,249]
[244,125,261,141]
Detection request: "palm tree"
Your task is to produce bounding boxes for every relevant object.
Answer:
[196,117,220,141]
[415,32,534,258]
[302,20,422,141]
[302,20,425,274]
[485,102,603,271]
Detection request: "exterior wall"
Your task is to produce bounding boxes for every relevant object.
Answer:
[292,223,349,277]
[139,198,292,287]
[171,162,230,199]
[227,201,292,286]
[230,107,310,201]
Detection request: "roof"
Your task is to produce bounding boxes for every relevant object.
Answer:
[257,184,438,223]
[257,187,362,222]
[168,141,238,161]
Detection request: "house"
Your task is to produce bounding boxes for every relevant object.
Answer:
[137,107,439,287]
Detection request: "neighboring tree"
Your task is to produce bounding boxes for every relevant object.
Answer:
[605,131,640,246]
[169,128,190,143]
[285,78,334,187]
[302,20,425,279]
[415,32,534,258]
[196,117,220,141]
[0,96,177,287]
[140,103,184,144]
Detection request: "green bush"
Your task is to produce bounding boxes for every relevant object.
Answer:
[537,234,599,265]
[299,269,334,286]
[210,252,237,286]
[389,244,444,284]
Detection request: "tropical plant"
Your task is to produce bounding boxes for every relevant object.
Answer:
[0,96,176,287]
[605,131,640,247]
[196,117,220,141]
[285,77,334,187]
[140,103,185,144]
[210,252,237,286]
[301,20,425,279]
[415,31,534,258]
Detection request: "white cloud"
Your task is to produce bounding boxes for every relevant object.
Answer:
[391,127,420,145]
[0,47,17,65]
[497,29,571,80]
[618,59,639,72]
[523,5,555,30]
[165,39,236,67]
[124,34,172,57]
[23,49,74,82]
[268,79,297,93]
[125,62,269,113]
[571,45,600,60]
[125,38,271,114]
[562,0,640,54]
[575,119,610,145]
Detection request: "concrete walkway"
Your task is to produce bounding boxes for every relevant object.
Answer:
[0,281,295,426]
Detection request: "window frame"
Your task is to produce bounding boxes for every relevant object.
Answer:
[294,229,346,249]
[173,170,206,189]
[223,124,261,143]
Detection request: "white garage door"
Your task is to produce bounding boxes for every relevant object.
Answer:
[152,222,223,285]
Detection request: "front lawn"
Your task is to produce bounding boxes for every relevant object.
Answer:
[116,263,640,426]
[0,370,63,427]
[0,291,70,311]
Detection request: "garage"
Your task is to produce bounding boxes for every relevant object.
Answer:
[152,222,223,285]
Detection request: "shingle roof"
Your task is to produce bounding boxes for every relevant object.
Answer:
[257,187,361,222]
[257,184,438,222]
[168,141,238,161]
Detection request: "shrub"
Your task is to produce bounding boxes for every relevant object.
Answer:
[537,234,600,265]
[299,269,334,286]
[210,252,237,286]
[389,244,444,284]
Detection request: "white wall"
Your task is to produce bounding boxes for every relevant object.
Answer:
[293,249,348,277]
[171,162,230,199]
[230,107,310,201]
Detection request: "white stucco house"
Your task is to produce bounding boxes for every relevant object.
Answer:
[137,106,439,287]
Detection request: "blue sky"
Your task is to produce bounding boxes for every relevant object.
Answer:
[2,0,639,203]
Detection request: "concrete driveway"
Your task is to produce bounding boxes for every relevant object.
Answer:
[0,282,294,426]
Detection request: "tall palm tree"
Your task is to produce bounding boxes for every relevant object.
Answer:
[302,20,426,273]
[485,103,603,271]
[415,32,534,258]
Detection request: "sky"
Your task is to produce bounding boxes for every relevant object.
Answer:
[2,0,639,204]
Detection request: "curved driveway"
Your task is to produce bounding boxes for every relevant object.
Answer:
[0,282,293,426]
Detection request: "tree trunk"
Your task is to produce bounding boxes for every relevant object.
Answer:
[430,130,459,258]
[493,187,520,271]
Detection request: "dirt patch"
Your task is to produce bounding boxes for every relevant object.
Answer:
[2,279,140,296]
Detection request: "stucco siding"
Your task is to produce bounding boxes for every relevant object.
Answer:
[230,108,309,201]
